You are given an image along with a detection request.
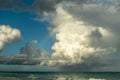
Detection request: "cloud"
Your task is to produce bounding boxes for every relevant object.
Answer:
[20,40,49,59]
[0,0,63,14]
[0,0,28,11]
[4,0,118,68]
[0,40,50,65]
[20,40,38,60]
[31,0,62,13]
[1,0,120,71]
[0,0,14,10]
[0,25,21,52]
[63,0,120,32]
[19,40,49,65]
[31,0,120,69]
[48,5,116,66]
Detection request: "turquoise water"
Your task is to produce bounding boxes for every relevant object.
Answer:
[0,72,120,80]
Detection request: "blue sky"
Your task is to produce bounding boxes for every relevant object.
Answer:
[0,9,54,55]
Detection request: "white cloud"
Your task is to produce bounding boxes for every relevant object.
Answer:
[48,5,116,65]
[35,3,117,66]
[0,25,21,52]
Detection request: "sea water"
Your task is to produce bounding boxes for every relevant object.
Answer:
[0,72,120,80]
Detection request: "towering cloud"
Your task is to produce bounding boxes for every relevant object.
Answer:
[48,4,116,65]
[0,25,21,52]
[33,0,120,66]
[1,0,120,71]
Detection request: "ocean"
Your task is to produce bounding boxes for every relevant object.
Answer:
[0,72,120,80]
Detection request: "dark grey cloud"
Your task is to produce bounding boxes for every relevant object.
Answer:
[31,0,63,13]
[60,48,120,72]
[61,55,117,72]
[62,0,120,33]
[0,0,92,14]
[0,0,64,13]
[0,0,13,9]
[31,0,88,13]
[0,0,28,11]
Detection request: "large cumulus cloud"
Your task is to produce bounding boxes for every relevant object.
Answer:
[16,0,119,67]
[36,0,120,68]
[48,4,117,66]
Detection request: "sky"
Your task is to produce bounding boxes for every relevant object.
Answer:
[0,0,120,72]
[0,10,54,55]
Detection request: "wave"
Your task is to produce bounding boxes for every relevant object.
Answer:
[53,76,107,80]
[89,78,106,80]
